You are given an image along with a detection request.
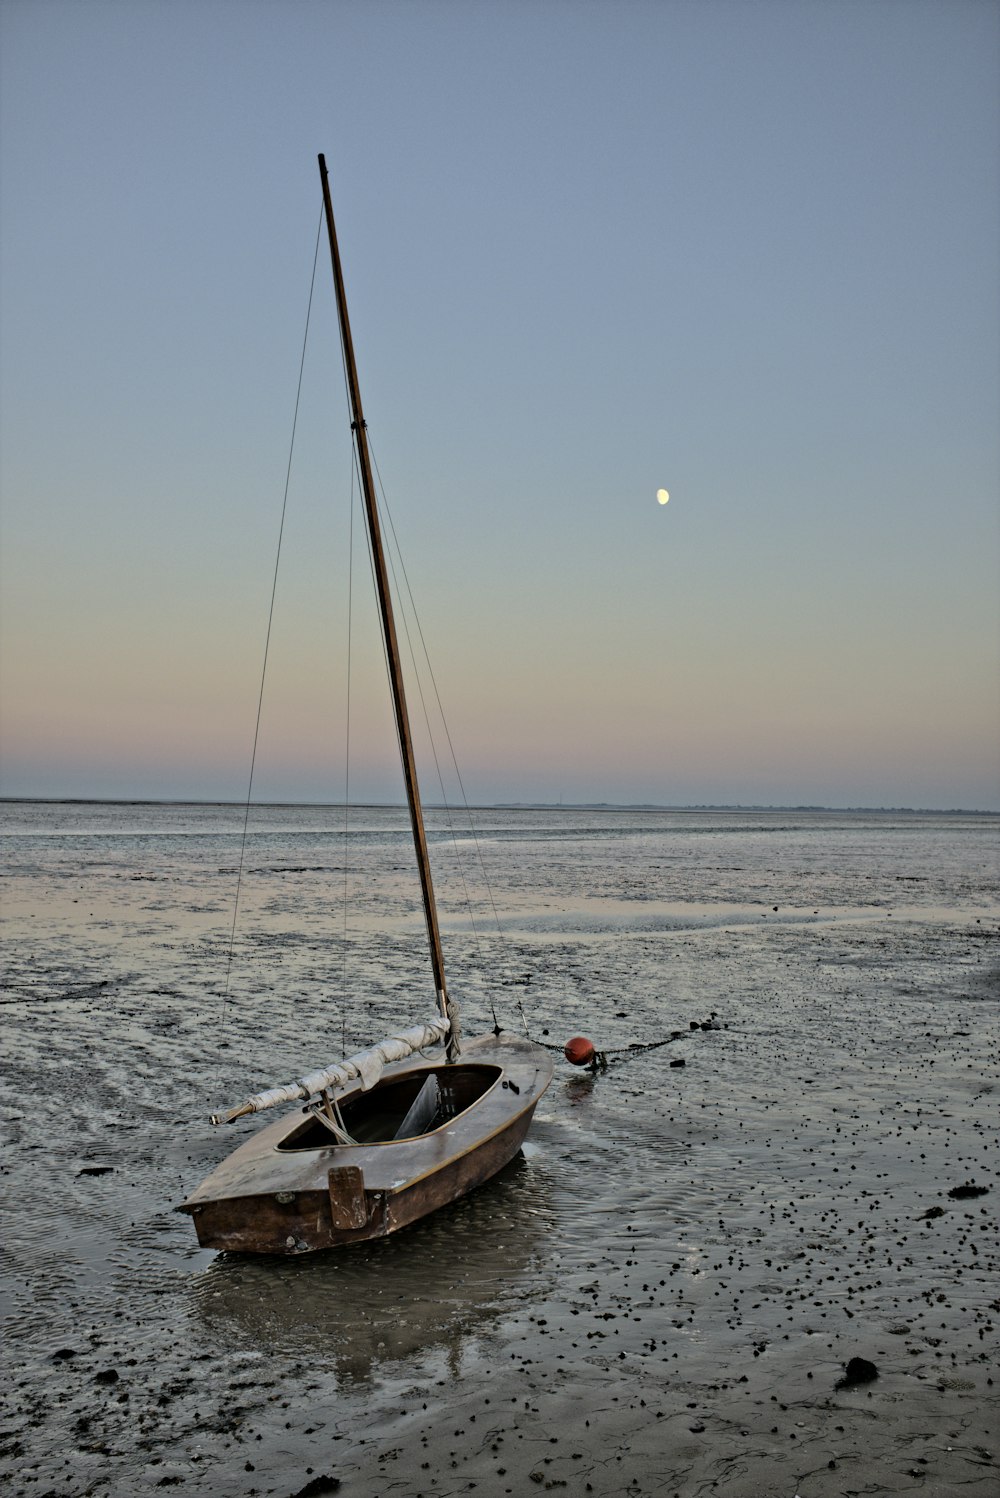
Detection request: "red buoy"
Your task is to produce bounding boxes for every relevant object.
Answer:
[564,1035,596,1067]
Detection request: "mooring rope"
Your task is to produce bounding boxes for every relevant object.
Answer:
[530,1036,687,1066]
[514,994,700,1067]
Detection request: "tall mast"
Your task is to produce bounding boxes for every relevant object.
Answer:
[318,154,456,1056]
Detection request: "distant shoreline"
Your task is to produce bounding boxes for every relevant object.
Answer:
[0,797,995,816]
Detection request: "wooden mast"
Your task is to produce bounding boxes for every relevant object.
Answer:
[317,153,456,1058]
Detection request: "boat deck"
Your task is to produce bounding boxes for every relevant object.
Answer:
[179,1032,553,1251]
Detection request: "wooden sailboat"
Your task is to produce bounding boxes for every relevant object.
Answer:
[179,156,553,1255]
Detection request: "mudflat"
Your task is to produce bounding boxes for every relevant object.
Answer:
[1,803,997,1496]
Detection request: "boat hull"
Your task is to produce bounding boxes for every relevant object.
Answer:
[179,1032,552,1254]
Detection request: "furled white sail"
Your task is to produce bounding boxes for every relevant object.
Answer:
[210,1016,451,1124]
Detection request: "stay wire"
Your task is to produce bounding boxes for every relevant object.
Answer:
[366,452,512,1031]
[367,444,511,968]
[218,206,324,1064]
[369,460,481,941]
[340,458,356,1058]
[325,253,506,1029]
[344,432,477,1018]
[339,431,431,1018]
[366,445,506,1033]
[318,200,503,1024]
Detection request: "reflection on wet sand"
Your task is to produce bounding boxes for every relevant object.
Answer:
[191,1154,551,1383]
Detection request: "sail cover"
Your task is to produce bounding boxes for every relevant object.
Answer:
[211,1016,451,1123]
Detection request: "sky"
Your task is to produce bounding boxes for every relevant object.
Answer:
[1,0,997,810]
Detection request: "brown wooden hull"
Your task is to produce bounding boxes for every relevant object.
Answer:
[179,1032,552,1254]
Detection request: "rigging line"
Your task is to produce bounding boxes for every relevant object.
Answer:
[322,200,409,864]
[355,455,425,863]
[321,228,419,815]
[351,444,395,732]
[369,444,510,959]
[347,436,450,1014]
[340,455,356,1058]
[327,294,487,1018]
[365,439,487,961]
[324,184,370,1054]
[380,514,474,903]
[218,205,324,1052]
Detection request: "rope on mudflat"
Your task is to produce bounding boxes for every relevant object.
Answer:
[526,1034,682,1057]
[515,1003,726,1070]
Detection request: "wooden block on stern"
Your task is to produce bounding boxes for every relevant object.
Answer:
[328,1165,367,1230]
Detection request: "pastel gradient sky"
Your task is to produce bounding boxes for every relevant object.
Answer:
[1,0,997,809]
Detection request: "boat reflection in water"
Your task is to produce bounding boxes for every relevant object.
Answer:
[189,1153,552,1384]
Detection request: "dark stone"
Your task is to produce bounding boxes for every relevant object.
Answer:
[290,1478,341,1498]
[836,1357,878,1389]
[947,1184,988,1200]
[94,1369,119,1385]
[669,1058,686,1068]
[78,1166,114,1177]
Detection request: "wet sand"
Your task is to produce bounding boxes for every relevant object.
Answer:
[1,804,997,1496]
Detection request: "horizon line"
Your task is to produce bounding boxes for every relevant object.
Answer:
[0,796,996,817]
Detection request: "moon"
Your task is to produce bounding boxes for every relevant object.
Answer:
[656,488,670,505]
